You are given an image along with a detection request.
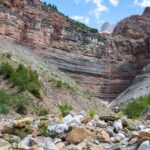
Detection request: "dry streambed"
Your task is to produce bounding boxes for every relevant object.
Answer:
[0,112,150,150]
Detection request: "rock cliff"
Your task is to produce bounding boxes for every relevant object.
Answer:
[100,22,114,33]
[110,7,150,107]
[0,0,150,105]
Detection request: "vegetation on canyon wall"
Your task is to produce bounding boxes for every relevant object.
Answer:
[70,19,90,30]
[46,3,58,11]
[0,62,42,98]
[44,1,90,30]
[0,90,31,114]
[123,95,150,119]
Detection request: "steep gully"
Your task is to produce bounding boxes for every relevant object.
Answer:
[0,0,150,104]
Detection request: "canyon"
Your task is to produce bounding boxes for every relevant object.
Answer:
[0,0,150,107]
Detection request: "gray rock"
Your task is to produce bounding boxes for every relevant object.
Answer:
[80,111,87,118]
[62,114,74,125]
[113,119,123,132]
[48,123,68,134]
[18,135,32,149]
[138,140,150,150]
[0,138,11,150]
[103,143,121,150]
[69,111,77,117]
[92,140,100,145]
[62,114,84,126]
[18,136,58,150]
[117,132,126,140]
[33,137,58,150]
[135,124,144,131]
[122,144,138,150]
[105,126,114,137]
[73,115,84,123]
[86,121,96,131]
[96,120,108,128]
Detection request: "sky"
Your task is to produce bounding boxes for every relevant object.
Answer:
[42,0,150,29]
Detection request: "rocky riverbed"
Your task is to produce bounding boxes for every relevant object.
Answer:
[0,112,150,150]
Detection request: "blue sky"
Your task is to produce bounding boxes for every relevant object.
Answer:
[42,0,150,29]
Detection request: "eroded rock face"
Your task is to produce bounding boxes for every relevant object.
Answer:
[113,7,150,55]
[0,0,150,102]
[110,7,150,107]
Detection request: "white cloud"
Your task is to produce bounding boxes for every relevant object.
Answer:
[85,0,108,20]
[109,0,119,6]
[71,16,90,24]
[134,0,150,7]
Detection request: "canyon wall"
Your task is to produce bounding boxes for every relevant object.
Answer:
[0,0,150,102]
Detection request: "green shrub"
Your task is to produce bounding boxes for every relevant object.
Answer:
[0,90,11,114]
[0,62,14,79]
[71,19,89,30]
[0,89,32,114]
[47,3,58,11]
[88,110,96,119]
[123,95,150,119]
[0,104,10,114]
[38,107,49,116]
[115,111,126,118]
[49,76,78,91]
[39,122,49,136]
[58,103,73,117]
[52,79,64,88]
[13,95,30,115]
[83,90,94,97]
[0,62,42,98]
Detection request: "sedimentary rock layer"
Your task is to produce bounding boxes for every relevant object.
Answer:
[0,0,150,102]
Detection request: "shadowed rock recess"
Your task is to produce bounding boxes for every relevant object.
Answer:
[0,0,150,105]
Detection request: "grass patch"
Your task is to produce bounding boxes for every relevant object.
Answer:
[71,19,89,30]
[39,122,49,136]
[115,111,126,118]
[49,76,78,92]
[88,110,96,119]
[58,103,73,117]
[0,90,31,114]
[123,95,150,119]
[0,90,11,114]
[83,90,94,98]
[0,62,42,98]
[38,107,49,116]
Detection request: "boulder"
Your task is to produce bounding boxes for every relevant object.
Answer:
[113,119,123,132]
[55,142,66,150]
[14,117,33,127]
[0,138,11,150]
[87,142,104,150]
[99,116,119,121]
[62,114,74,125]
[62,114,84,126]
[19,136,58,150]
[128,137,138,145]
[138,131,150,139]
[48,123,68,134]
[105,127,114,137]
[138,140,150,150]
[66,127,96,144]
[97,130,110,142]
[117,132,126,140]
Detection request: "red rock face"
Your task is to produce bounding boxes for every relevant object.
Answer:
[0,0,150,101]
[113,7,150,57]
